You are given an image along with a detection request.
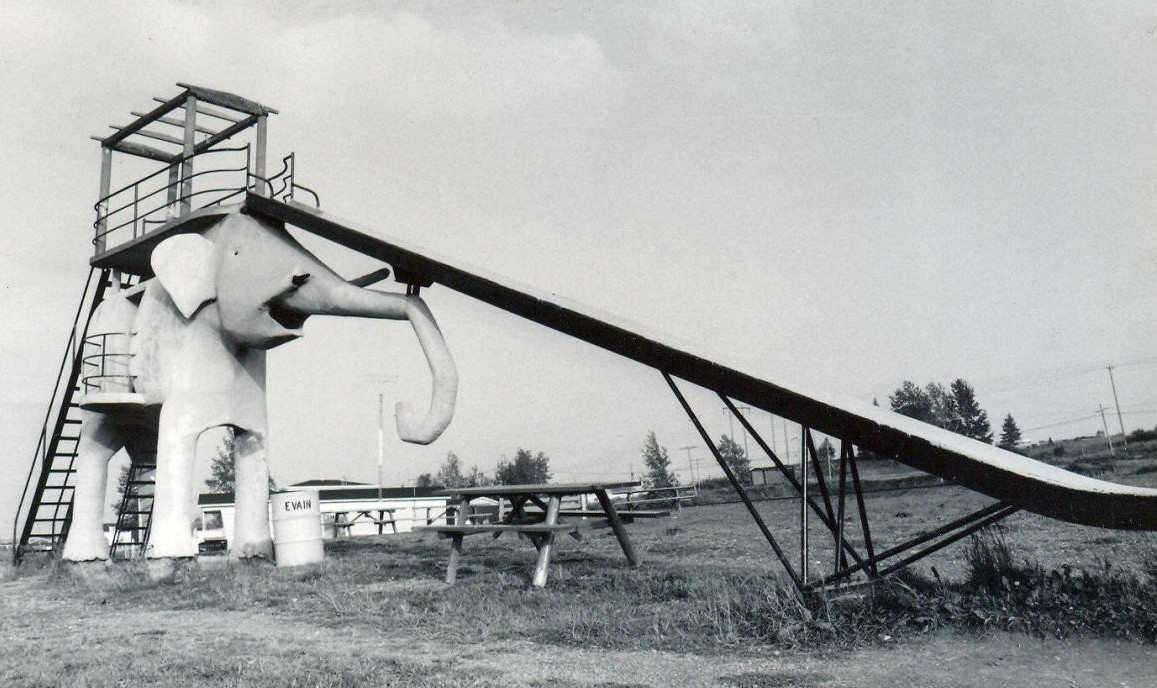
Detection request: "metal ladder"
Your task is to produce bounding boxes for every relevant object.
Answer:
[108,460,156,560]
[12,269,110,562]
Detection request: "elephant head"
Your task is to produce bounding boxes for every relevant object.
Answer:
[150,212,457,444]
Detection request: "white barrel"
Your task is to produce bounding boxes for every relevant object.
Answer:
[271,490,324,567]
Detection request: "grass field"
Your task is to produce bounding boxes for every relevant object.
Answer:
[3,473,1157,686]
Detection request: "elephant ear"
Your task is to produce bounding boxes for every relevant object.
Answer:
[151,233,218,319]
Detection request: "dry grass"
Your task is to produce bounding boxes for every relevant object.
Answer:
[4,475,1156,686]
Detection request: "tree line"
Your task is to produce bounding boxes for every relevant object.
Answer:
[194,378,1025,497]
[889,378,1022,449]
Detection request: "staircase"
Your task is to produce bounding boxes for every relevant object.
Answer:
[11,269,110,562]
[108,460,156,560]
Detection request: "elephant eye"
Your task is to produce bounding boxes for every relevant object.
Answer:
[233,248,240,256]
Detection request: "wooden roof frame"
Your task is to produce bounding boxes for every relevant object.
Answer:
[92,83,277,162]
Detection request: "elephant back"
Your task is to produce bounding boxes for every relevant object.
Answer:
[129,280,187,403]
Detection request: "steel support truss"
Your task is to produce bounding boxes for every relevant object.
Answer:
[662,372,1019,597]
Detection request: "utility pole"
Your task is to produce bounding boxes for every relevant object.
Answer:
[1107,365,1127,447]
[679,445,697,487]
[723,404,752,458]
[377,393,384,503]
[366,374,397,500]
[737,406,751,460]
[1098,404,1115,456]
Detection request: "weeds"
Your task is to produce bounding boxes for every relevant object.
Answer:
[820,528,1157,643]
[18,521,1157,658]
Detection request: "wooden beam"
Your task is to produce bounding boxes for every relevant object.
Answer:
[192,113,260,154]
[176,82,278,116]
[154,98,243,123]
[101,91,187,148]
[109,125,184,147]
[92,137,176,163]
[132,112,218,136]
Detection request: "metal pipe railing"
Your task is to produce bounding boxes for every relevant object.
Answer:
[93,145,251,247]
[92,146,320,259]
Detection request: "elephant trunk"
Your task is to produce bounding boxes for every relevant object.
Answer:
[278,276,457,444]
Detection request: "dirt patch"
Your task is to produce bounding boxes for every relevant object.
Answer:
[1,572,1154,687]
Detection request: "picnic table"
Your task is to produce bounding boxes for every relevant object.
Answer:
[328,508,398,536]
[414,481,643,587]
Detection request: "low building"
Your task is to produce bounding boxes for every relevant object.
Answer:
[195,480,453,550]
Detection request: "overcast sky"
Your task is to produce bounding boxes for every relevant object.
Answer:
[3,2,1156,528]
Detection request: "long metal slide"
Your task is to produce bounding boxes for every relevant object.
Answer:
[244,192,1157,539]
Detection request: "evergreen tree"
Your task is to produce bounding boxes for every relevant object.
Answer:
[641,431,678,488]
[717,435,750,484]
[890,378,993,443]
[999,414,1023,449]
[926,383,961,433]
[495,448,551,485]
[951,378,993,443]
[415,473,435,488]
[889,381,935,423]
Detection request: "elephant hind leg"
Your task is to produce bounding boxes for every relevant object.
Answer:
[231,428,273,559]
[62,411,124,562]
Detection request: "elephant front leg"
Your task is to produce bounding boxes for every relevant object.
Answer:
[62,411,123,562]
[147,423,201,559]
[231,428,273,559]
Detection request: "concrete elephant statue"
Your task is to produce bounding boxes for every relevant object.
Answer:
[62,211,457,562]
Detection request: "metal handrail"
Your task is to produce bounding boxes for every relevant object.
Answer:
[93,146,320,256]
[94,144,250,219]
[80,333,136,393]
[94,145,251,246]
[252,153,320,207]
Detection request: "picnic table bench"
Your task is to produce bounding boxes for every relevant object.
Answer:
[413,481,642,587]
[328,508,398,536]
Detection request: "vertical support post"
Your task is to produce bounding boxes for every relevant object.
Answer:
[180,93,197,216]
[800,431,809,583]
[166,163,180,217]
[446,533,463,584]
[834,441,850,577]
[254,114,269,196]
[95,146,112,254]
